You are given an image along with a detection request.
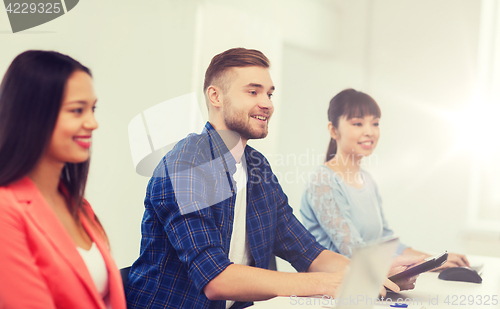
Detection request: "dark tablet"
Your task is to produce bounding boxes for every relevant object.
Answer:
[389,251,448,282]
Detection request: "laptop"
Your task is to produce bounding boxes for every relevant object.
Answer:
[328,236,399,309]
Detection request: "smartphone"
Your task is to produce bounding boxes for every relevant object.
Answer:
[389,251,448,282]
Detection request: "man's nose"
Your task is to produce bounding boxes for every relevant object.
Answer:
[258,94,273,111]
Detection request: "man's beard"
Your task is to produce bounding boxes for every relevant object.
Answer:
[222,98,269,140]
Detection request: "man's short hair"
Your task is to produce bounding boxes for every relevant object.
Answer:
[203,48,270,98]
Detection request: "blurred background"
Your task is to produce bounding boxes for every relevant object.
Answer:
[1,0,499,270]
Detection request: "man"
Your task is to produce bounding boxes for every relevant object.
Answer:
[126,48,416,309]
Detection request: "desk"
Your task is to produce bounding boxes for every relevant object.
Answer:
[251,255,500,309]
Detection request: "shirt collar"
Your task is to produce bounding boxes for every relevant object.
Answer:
[203,122,237,175]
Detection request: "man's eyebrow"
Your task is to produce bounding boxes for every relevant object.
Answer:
[244,83,275,91]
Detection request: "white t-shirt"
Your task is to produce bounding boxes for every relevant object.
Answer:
[226,158,251,309]
[77,243,111,308]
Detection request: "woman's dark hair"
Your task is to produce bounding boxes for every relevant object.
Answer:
[0,50,93,222]
[325,88,381,161]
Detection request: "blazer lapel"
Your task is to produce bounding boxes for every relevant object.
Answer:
[10,177,105,308]
[81,213,126,308]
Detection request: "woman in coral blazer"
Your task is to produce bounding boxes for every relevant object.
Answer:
[0,51,126,309]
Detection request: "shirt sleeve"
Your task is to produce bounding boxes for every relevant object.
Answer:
[305,170,364,258]
[149,147,232,292]
[260,158,325,272]
[0,197,57,309]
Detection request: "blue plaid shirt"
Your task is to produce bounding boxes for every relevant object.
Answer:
[126,122,325,309]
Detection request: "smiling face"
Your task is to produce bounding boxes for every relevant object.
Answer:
[330,114,380,158]
[44,71,98,164]
[218,66,275,141]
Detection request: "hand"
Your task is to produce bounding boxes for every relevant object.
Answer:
[381,278,399,296]
[315,270,345,298]
[388,254,426,277]
[385,255,426,292]
[434,252,469,271]
[330,270,345,298]
[393,276,418,291]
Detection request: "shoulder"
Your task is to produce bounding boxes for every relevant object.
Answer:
[0,186,17,209]
[0,185,14,202]
[307,165,338,188]
[80,200,97,226]
[0,178,32,212]
[80,200,109,242]
[150,132,212,179]
[304,166,348,202]
[0,184,28,227]
[245,145,275,183]
[245,145,269,166]
[81,199,95,217]
[167,132,211,163]
[245,146,291,195]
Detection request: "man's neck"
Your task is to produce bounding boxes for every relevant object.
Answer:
[230,141,245,164]
[209,121,246,163]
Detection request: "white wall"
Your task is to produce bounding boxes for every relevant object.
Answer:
[274,0,492,260]
[368,0,482,254]
[0,0,496,269]
[0,0,199,267]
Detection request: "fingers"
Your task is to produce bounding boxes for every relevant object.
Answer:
[447,253,470,267]
[407,275,417,284]
[406,275,418,288]
[379,286,387,298]
[456,254,470,267]
[388,266,406,277]
[445,260,459,268]
[435,253,470,271]
[392,255,426,268]
[433,260,455,271]
[454,259,468,267]
[396,276,417,291]
[383,278,400,293]
[389,255,426,277]
[463,255,470,267]
[398,280,416,291]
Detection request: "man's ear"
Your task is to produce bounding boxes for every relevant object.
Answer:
[328,122,339,140]
[207,85,223,109]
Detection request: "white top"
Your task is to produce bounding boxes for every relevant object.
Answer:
[76,243,111,308]
[226,158,251,309]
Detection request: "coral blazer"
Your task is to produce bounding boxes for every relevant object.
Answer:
[0,177,126,309]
